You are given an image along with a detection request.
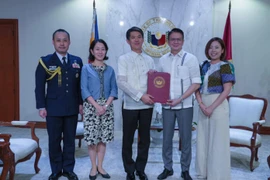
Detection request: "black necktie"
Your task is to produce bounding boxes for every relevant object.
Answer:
[62,57,67,66]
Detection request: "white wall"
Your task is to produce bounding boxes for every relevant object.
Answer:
[0,0,105,120]
[214,0,270,125]
[0,0,269,128]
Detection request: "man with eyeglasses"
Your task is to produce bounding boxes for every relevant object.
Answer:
[157,28,201,180]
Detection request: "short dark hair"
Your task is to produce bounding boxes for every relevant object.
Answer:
[52,29,70,40]
[88,39,109,62]
[168,28,184,40]
[205,37,226,61]
[126,26,144,40]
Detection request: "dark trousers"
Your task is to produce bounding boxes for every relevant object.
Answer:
[122,108,153,173]
[46,115,78,174]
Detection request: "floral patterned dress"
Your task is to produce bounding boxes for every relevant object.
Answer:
[83,65,114,145]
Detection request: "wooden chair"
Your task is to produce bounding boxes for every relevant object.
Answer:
[0,121,42,180]
[228,94,267,171]
[40,118,83,148]
[75,121,84,148]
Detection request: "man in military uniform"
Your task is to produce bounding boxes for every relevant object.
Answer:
[35,29,83,180]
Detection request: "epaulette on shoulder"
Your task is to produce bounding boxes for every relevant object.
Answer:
[40,54,53,62]
[68,54,75,59]
[70,54,82,61]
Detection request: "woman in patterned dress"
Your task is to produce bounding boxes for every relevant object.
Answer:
[81,39,118,180]
[195,37,235,180]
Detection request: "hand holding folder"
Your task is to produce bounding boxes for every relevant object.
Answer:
[147,72,170,104]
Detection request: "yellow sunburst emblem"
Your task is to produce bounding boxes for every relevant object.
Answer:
[154,76,165,88]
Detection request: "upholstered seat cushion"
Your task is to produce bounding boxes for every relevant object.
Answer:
[230,129,262,146]
[76,122,84,135]
[9,138,38,162]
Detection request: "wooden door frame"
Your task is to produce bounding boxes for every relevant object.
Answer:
[0,19,19,120]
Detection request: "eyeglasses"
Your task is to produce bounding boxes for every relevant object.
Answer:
[169,38,182,42]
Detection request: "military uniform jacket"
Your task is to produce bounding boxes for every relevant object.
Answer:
[35,52,83,116]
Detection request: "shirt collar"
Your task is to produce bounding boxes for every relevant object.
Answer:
[56,52,68,62]
[130,50,143,57]
[169,49,184,58]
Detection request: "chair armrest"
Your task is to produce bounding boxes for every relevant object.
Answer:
[0,134,11,143]
[0,134,13,161]
[250,120,265,146]
[11,121,28,126]
[27,122,39,144]
[256,120,265,125]
[252,120,265,131]
[0,134,12,157]
[0,121,39,145]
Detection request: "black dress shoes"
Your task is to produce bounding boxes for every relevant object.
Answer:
[62,172,79,180]
[48,172,62,180]
[98,169,111,179]
[181,171,192,180]
[157,168,174,179]
[136,171,148,180]
[126,172,135,180]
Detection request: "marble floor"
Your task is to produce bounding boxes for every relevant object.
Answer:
[0,127,270,180]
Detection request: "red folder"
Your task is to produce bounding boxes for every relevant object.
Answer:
[147,72,170,104]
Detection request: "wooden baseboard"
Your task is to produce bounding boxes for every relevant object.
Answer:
[259,126,270,135]
[27,121,270,135]
[34,121,46,129]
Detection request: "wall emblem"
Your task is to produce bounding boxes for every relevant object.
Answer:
[141,17,175,58]
[154,76,165,88]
